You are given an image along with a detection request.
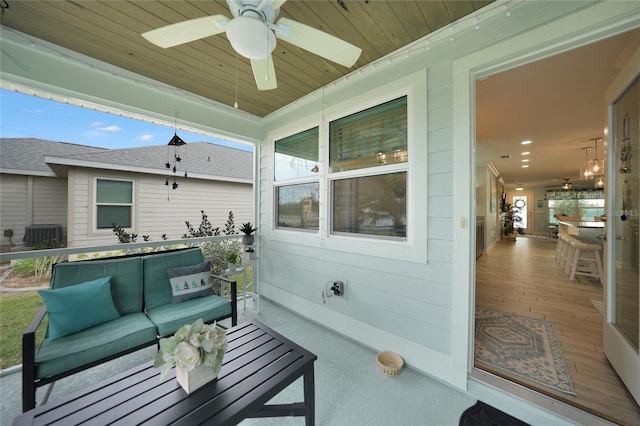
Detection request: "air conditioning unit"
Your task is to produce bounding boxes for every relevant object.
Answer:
[23,224,63,247]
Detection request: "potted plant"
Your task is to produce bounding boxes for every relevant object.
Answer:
[500,202,523,240]
[153,319,227,393]
[239,222,257,246]
[225,251,240,271]
[242,246,256,262]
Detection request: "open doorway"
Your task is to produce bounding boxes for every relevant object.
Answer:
[473,31,640,425]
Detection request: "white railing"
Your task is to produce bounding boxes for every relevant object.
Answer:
[0,235,241,262]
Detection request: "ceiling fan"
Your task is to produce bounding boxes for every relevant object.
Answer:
[544,178,574,189]
[142,0,362,91]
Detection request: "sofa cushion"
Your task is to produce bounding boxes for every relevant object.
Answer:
[167,261,214,303]
[143,248,205,311]
[50,257,143,315]
[35,313,157,379]
[146,295,232,337]
[38,276,121,341]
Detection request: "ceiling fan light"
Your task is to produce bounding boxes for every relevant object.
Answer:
[226,16,276,60]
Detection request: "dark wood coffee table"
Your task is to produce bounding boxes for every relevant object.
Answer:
[14,320,317,425]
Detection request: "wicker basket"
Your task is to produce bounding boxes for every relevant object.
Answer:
[376,351,404,376]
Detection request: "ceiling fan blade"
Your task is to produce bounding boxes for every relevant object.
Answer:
[271,0,288,9]
[275,17,361,68]
[142,15,228,48]
[251,56,277,90]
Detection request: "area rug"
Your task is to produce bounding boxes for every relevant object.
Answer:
[475,306,575,395]
[591,299,604,317]
[459,401,530,426]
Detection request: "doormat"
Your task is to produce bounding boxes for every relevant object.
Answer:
[459,401,530,426]
[475,306,575,395]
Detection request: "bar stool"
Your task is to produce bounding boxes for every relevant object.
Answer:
[555,233,569,262]
[566,240,604,285]
[557,234,576,269]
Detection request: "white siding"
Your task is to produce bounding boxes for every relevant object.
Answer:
[0,174,67,248]
[256,1,637,390]
[32,176,68,237]
[68,168,253,248]
[0,174,28,247]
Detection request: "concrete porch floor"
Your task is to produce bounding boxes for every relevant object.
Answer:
[1,297,575,425]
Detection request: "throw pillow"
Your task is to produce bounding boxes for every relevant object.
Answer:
[38,276,121,341]
[167,261,214,303]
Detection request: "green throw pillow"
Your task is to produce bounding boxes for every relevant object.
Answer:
[38,276,121,341]
[167,261,214,303]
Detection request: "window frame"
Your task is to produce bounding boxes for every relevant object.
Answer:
[267,70,427,263]
[327,95,409,241]
[93,177,135,232]
[273,125,321,234]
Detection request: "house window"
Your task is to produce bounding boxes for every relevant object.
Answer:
[275,127,319,231]
[333,172,406,238]
[276,183,320,230]
[329,96,407,173]
[275,127,319,180]
[96,178,133,229]
[329,96,408,239]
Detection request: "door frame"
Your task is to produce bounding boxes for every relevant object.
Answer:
[602,44,640,404]
[451,0,640,406]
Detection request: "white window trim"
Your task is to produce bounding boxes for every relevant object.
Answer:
[267,69,427,263]
[93,177,135,233]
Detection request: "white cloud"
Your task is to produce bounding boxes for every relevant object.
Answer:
[89,122,120,132]
[97,125,121,132]
[137,134,154,141]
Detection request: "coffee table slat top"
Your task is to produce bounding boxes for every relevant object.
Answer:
[14,320,317,426]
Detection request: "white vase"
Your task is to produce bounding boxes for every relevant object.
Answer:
[176,364,219,393]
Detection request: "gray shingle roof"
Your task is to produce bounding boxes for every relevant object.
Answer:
[1,138,253,180]
[1,138,106,174]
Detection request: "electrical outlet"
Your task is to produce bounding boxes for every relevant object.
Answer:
[331,281,344,296]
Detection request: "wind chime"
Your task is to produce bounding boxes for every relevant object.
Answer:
[619,114,633,221]
[165,115,187,199]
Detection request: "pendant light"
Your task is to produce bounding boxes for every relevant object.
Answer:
[588,137,604,176]
[579,147,592,180]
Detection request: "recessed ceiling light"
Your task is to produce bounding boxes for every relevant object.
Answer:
[521,151,530,155]
[521,140,532,145]
[521,159,529,162]
[522,165,529,168]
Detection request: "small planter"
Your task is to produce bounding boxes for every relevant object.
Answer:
[242,235,255,246]
[176,364,220,393]
[227,262,236,272]
[242,251,257,262]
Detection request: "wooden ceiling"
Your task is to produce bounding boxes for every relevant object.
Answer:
[0,0,492,117]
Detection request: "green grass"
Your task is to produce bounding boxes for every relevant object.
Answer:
[0,292,46,369]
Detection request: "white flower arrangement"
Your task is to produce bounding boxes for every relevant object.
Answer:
[154,318,228,379]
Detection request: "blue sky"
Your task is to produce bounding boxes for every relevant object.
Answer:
[0,89,252,151]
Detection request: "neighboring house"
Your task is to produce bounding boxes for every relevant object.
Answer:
[0,138,254,251]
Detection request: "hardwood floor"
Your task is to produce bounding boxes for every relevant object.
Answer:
[475,236,640,426]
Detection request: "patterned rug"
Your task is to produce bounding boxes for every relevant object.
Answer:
[475,307,575,395]
[591,299,604,316]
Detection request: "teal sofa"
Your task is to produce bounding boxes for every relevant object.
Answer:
[22,247,237,412]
